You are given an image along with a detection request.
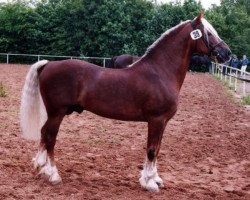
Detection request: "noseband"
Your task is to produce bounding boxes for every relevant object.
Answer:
[191,21,223,57]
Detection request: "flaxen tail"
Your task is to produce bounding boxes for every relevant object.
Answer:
[20,60,49,140]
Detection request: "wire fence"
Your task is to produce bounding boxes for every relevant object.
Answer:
[0,53,111,67]
[1,53,249,97]
[211,62,250,97]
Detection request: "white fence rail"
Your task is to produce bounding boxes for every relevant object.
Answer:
[0,53,110,67]
[1,54,249,96]
[211,62,250,97]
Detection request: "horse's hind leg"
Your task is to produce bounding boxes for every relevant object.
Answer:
[139,116,168,192]
[33,113,64,184]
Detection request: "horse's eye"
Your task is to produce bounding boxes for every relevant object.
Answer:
[208,32,212,36]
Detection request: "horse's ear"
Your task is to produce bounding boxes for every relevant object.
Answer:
[193,12,204,26]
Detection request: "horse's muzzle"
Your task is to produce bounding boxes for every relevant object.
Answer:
[212,47,231,63]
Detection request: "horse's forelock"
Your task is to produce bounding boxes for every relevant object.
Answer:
[201,18,222,47]
[202,18,221,39]
[201,19,218,35]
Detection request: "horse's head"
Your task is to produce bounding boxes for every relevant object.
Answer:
[190,13,231,63]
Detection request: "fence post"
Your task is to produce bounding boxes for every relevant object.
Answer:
[103,59,106,68]
[216,63,218,76]
[225,66,227,82]
[217,63,220,78]
[235,70,238,91]
[38,55,40,61]
[220,65,223,80]
[243,73,246,96]
[229,67,232,86]
[212,62,215,74]
[7,54,9,64]
[211,62,250,97]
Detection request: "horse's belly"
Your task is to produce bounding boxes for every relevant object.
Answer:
[85,102,145,122]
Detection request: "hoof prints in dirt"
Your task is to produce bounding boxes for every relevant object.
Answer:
[0,65,249,199]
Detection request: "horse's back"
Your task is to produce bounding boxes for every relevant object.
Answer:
[40,59,101,81]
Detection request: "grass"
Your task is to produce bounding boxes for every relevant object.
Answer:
[0,82,7,97]
[243,95,250,105]
[223,81,235,91]
[213,75,221,81]
[213,74,235,90]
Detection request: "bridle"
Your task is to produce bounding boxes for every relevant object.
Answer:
[190,21,223,57]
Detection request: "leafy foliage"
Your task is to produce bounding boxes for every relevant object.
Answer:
[243,95,250,105]
[206,0,250,57]
[0,0,249,59]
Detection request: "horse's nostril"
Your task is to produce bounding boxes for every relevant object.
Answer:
[211,50,219,57]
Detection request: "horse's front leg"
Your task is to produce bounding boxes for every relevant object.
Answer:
[33,114,64,184]
[139,116,168,192]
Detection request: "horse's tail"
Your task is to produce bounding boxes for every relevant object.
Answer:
[20,60,49,140]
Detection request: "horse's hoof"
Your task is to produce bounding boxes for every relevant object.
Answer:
[49,168,62,185]
[154,176,164,188]
[36,163,62,185]
[146,179,159,192]
[139,177,160,192]
[49,174,62,185]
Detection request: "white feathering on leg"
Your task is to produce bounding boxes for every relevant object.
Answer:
[139,158,163,192]
[34,149,62,184]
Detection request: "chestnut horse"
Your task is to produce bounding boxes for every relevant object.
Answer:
[20,13,231,192]
[109,54,140,68]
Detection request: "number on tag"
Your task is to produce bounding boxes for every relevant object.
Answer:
[190,29,202,40]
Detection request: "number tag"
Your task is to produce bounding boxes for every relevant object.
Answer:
[190,29,202,40]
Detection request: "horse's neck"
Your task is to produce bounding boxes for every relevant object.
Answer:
[140,24,193,89]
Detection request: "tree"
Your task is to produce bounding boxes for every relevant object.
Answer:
[0,0,249,61]
[0,1,37,53]
[207,0,250,57]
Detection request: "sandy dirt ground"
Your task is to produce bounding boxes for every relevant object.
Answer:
[0,64,249,200]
